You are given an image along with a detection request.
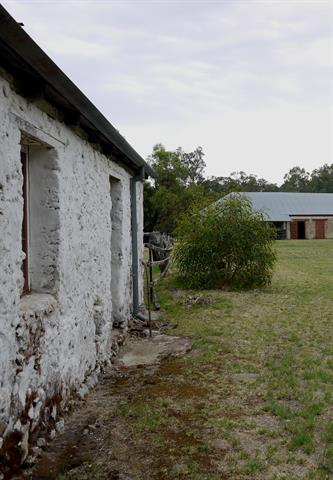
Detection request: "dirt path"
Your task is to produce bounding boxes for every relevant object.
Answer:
[23,335,191,480]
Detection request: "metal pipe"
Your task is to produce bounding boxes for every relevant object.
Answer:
[149,246,153,306]
[134,312,148,322]
[145,257,152,337]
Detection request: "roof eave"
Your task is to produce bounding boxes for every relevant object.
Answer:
[0,5,155,178]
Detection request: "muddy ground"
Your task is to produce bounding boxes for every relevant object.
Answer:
[20,334,195,480]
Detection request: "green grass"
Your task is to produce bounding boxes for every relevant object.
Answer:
[57,463,103,480]
[138,240,333,479]
[58,240,333,479]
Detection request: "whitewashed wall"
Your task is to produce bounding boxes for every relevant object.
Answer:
[0,73,143,468]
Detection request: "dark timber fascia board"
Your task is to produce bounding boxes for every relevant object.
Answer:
[290,214,333,217]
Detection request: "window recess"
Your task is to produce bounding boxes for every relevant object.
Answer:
[20,133,60,295]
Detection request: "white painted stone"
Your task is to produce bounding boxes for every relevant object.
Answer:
[0,70,145,460]
[18,423,30,463]
[36,437,46,448]
[51,405,57,421]
[85,373,98,389]
[14,419,22,431]
[29,401,42,429]
[55,418,65,433]
[77,385,89,400]
[28,405,34,420]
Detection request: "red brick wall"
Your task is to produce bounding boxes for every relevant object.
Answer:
[290,221,298,239]
[315,219,326,239]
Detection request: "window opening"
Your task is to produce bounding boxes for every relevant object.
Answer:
[272,221,287,240]
[20,132,60,294]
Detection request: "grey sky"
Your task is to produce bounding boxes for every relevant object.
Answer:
[3,0,332,183]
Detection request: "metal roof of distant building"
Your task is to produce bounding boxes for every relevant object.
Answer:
[224,192,333,221]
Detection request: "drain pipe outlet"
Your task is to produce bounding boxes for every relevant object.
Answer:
[134,312,148,323]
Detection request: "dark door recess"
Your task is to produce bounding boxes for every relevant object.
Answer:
[297,221,305,239]
[291,220,306,240]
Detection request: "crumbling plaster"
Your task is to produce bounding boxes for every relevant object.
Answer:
[0,73,143,469]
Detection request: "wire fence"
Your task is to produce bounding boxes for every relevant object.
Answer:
[142,233,173,336]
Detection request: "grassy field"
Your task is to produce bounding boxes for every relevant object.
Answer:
[119,240,333,479]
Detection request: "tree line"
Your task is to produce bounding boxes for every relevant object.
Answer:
[144,143,333,234]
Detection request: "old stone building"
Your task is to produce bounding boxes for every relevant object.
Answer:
[222,192,333,240]
[0,6,153,472]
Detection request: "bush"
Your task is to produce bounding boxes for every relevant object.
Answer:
[173,195,276,289]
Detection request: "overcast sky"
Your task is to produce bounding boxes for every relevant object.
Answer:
[3,0,332,183]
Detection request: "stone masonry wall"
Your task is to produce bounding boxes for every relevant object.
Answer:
[0,73,143,473]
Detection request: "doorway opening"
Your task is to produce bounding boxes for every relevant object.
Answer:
[297,221,305,239]
[110,176,123,327]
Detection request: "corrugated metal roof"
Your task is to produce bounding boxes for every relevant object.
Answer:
[224,192,333,221]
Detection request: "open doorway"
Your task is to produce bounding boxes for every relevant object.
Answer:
[297,221,306,239]
[290,220,307,239]
[109,176,123,327]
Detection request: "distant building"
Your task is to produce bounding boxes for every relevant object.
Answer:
[0,5,153,472]
[221,192,333,240]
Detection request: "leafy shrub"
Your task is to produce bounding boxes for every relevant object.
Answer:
[173,195,276,289]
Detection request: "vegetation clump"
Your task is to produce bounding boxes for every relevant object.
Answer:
[173,195,276,289]
[144,143,333,235]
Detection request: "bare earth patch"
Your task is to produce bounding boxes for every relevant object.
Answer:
[23,335,192,480]
[118,335,192,367]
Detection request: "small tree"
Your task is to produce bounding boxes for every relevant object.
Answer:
[173,196,276,289]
